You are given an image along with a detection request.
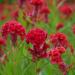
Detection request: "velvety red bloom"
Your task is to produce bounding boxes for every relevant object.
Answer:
[26,28,49,61]
[26,28,47,47]
[55,46,66,54]
[59,4,72,16]
[50,32,68,48]
[29,43,49,61]
[2,20,26,45]
[40,6,50,14]
[31,0,44,6]
[56,23,64,30]
[49,49,63,64]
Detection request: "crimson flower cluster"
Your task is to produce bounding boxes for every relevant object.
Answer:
[49,46,65,64]
[2,20,26,45]
[59,4,72,16]
[49,32,74,75]
[31,0,44,6]
[50,32,68,48]
[40,6,50,14]
[49,46,67,75]
[26,28,49,61]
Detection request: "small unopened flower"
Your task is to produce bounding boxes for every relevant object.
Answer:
[50,32,68,48]
[2,20,26,45]
[56,23,64,31]
[59,4,72,16]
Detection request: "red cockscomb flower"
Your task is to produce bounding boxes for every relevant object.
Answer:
[26,28,49,61]
[31,0,44,6]
[40,6,50,14]
[49,49,63,64]
[59,4,72,16]
[50,32,68,48]
[2,20,26,45]
[55,46,66,54]
[26,28,47,47]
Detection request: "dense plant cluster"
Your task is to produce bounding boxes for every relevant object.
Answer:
[0,0,75,75]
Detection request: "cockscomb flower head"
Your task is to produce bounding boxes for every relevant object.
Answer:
[31,0,44,6]
[26,28,47,47]
[40,6,50,14]
[1,20,26,45]
[59,4,72,16]
[50,32,68,48]
[49,49,63,64]
[26,28,49,61]
[55,46,66,54]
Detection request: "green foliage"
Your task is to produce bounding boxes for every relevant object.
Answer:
[0,0,75,75]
